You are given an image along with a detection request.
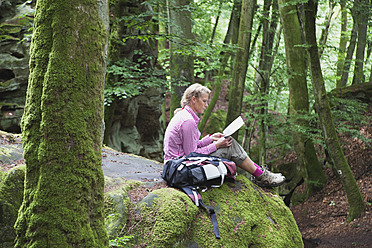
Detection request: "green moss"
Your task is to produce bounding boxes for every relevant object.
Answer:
[0,165,26,246]
[130,188,199,247]
[104,178,147,243]
[185,176,303,247]
[121,176,303,247]
[105,193,129,239]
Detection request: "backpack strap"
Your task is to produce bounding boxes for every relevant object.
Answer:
[199,200,221,239]
[210,161,226,188]
[181,186,221,239]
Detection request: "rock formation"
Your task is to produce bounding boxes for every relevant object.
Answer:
[0,0,34,133]
[0,1,165,161]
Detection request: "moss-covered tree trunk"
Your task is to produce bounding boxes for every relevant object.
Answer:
[226,0,256,136]
[278,0,326,199]
[168,0,194,118]
[15,0,109,246]
[303,0,365,222]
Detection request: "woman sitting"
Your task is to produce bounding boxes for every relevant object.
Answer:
[163,83,285,187]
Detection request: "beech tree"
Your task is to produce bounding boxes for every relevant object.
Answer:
[168,0,194,118]
[15,0,109,246]
[303,0,365,222]
[226,0,256,136]
[278,0,326,198]
[336,0,348,88]
[198,0,241,133]
[352,0,370,85]
[254,0,279,165]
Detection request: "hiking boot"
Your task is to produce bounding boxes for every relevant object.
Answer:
[253,168,286,187]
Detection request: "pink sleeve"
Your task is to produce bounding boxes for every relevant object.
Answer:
[195,143,217,155]
[181,120,217,155]
[198,135,212,147]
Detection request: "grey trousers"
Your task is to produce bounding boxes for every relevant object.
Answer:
[210,138,248,167]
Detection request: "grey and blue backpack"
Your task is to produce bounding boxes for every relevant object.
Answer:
[161,152,237,239]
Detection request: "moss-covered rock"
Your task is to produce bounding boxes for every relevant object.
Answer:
[134,188,200,247]
[104,178,142,240]
[0,165,25,248]
[0,127,303,247]
[115,175,304,248]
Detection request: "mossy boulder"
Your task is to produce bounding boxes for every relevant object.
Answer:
[106,175,304,248]
[104,177,142,240]
[0,165,25,248]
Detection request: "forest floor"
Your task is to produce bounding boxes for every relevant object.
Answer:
[287,107,372,248]
[289,129,372,248]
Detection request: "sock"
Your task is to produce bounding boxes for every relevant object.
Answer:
[252,163,263,177]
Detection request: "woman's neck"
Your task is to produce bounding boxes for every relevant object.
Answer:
[187,104,197,114]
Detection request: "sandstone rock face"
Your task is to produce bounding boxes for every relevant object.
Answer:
[0,1,164,161]
[104,87,165,162]
[0,1,34,133]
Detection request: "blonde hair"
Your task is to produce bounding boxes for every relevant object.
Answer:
[180,83,211,108]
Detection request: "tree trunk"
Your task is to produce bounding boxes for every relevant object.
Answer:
[318,1,335,57]
[168,0,194,118]
[226,0,256,138]
[198,0,241,133]
[279,0,326,200]
[256,0,278,165]
[340,20,357,87]
[336,0,348,88]
[303,0,365,222]
[352,0,370,85]
[15,0,109,246]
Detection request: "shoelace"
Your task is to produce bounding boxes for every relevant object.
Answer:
[260,164,283,177]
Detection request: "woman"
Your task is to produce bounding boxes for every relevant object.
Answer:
[163,83,285,187]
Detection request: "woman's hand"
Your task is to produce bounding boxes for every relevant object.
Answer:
[210,132,224,142]
[214,136,233,149]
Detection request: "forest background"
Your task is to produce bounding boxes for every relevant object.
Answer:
[88,0,372,245]
[103,0,371,218]
[0,0,371,247]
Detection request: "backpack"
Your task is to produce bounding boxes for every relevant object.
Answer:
[161,152,237,239]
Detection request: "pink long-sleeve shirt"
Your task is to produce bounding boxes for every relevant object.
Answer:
[163,105,217,161]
